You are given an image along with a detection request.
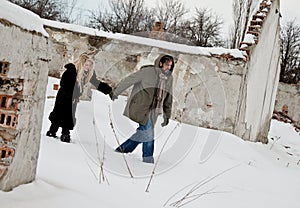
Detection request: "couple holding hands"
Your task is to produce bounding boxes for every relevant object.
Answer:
[47,53,175,163]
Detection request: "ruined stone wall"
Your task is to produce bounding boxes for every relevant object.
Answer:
[44,26,246,134]
[275,82,300,124]
[0,23,51,191]
[43,0,280,144]
[234,0,281,143]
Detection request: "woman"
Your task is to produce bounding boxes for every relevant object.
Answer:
[46,53,112,143]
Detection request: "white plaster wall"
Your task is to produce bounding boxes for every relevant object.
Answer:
[0,24,51,191]
[45,28,91,77]
[45,26,269,140]
[242,0,281,142]
[96,46,245,132]
[171,54,244,132]
[46,30,246,132]
[275,82,300,123]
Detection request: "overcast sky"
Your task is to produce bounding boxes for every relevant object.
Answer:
[75,0,300,37]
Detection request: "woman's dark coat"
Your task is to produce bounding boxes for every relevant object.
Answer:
[48,63,111,130]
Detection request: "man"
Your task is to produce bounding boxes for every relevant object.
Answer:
[109,54,175,163]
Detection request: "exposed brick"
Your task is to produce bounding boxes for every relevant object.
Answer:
[0,113,18,129]
[0,145,15,159]
[0,61,10,76]
[0,95,19,110]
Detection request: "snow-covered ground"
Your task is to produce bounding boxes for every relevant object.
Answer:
[0,77,299,208]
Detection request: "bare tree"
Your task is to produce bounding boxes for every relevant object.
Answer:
[229,0,257,48]
[8,0,78,23]
[139,8,157,32]
[155,0,189,34]
[88,0,155,34]
[187,8,224,47]
[280,20,300,84]
[88,9,118,32]
[87,0,223,47]
[111,0,144,33]
[240,0,256,43]
[229,0,243,48]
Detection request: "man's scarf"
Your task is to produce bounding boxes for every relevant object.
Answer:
[155,69,170,114]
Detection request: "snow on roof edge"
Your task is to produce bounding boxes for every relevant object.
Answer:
[0,0,48,37]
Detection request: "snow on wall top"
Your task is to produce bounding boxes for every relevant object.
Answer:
[0,0,247,60]
[43,19,247,60]
[0,0,48,37]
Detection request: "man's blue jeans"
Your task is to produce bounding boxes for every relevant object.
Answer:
[115,119,154,161]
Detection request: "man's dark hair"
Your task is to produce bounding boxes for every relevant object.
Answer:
[159,55,175,71]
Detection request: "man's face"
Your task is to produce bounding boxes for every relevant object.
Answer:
[162,60,173,71]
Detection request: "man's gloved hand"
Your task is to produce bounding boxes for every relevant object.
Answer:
[161,114,169,127]
[109,91,118,101]
[98,82,112,95]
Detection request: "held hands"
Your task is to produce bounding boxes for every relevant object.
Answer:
[161,114,169,127]
[98,82,112,95]
[109,91,118,101]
